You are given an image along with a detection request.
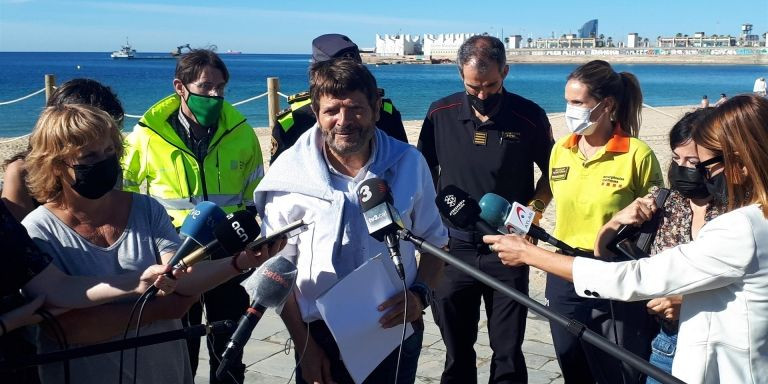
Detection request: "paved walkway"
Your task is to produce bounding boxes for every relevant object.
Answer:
[194,270,564,384]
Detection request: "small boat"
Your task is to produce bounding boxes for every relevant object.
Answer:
[111,38,136,59]
[224,49,242,54]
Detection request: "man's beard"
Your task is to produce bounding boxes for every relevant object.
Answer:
[325,121,375,156]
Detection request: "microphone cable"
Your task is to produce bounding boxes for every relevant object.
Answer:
[36,307,70,384]
[288,222,315,384]
[286,321,311,384]
[607,299,629,384]
[393,277,408,384]
[131,292,153,384]
[117,287,152,384]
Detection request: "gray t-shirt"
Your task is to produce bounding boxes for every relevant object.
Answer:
[22,193,193,384]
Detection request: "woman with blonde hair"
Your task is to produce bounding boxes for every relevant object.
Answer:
[486,94,768,383]
[22,104,278,383]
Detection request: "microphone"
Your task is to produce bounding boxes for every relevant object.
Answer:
[216,256,298,380]
[178,201,228,256]
[146,202,228,298]
[478,193,581,255]
[169,211,261,273]
[434,185,500,236]
[357,178,406,280]
[607,187,669,260]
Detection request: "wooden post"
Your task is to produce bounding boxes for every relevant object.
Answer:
[267,77,280,130]
[44,74,56,104]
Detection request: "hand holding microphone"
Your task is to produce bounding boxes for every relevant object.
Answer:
[137,264,181,297]
[145,202,227,298]
[173,210,261,273]
[478,193,582,256]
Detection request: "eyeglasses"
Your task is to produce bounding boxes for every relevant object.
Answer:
[695,155,724,179]
[189,81,226,95]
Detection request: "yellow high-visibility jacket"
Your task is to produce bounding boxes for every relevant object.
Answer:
[122,94,263,227]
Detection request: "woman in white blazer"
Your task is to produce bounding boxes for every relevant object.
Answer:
[485,94,768,384]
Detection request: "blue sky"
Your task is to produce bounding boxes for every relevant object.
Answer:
[1,0,766,53]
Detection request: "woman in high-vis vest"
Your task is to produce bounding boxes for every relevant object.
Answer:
[487,94,768,384]
[540,60,664,384]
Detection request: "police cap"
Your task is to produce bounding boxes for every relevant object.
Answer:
[311,34,361,64]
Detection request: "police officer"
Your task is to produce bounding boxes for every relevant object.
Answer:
[270,33,408,162]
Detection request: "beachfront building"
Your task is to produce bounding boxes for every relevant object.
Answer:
[506,35,522,49]
[423,33,478,58]
[374,34,422,56]
[657,32,736,48]
[739,24,762,47]
[579,19,598,38]
[534,34,601,49]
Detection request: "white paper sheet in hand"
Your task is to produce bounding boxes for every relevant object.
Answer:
[315,254,414,384]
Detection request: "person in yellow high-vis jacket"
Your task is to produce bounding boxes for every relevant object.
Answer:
[121,49,263,384]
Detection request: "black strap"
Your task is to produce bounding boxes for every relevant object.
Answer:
[609,188,671,260]
[636,188,672,253]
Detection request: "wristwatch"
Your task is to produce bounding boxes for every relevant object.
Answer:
[527,199,546,214]
[409,281,433,310]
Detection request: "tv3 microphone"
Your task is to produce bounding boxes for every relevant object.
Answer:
[146,202,228,299]
[434,185,500,236]
[216,256,298,380]
[357,177,406,280]
[478,193,581,255]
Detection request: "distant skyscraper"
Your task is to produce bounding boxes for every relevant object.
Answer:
[578,19,598,38]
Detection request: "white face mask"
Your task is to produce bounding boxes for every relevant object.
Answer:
[565,102,602,135]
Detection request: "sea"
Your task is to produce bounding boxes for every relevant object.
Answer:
[1,52,766,137]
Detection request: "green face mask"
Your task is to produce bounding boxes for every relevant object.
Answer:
[184,85,224,127]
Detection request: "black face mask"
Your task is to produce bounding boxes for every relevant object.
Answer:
[668,162,710,199]
[705,171,728,205]
[69,155,121,200]
[467,92,502,116]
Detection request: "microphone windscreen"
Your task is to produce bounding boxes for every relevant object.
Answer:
[435,185,481,229]
[213,211,261,255]
[243,256,297,307]
[357,178,392,211]
[179,201,227,245]
[479,193,512,228]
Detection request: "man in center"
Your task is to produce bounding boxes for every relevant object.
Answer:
[418,35,554,383]
[255,58,447,383]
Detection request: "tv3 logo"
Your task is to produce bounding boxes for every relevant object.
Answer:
[358,181,387,203]
[505,202,534,235]
[358,185,373,203]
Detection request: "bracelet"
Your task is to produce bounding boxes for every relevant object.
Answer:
[230,253,251,274]
[0,317,7,336]
[527,199,546,214]
[409,281,433,310]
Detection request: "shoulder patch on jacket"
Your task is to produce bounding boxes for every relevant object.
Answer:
[288,91,310,104]
[276,106,292,119]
